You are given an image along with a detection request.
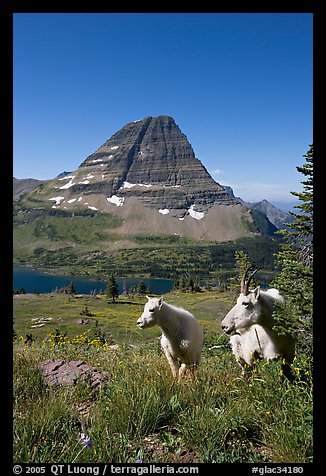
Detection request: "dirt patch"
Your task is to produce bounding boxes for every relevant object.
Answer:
[13,293,40,300]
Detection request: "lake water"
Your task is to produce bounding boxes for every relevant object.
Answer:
[13,264,174,295]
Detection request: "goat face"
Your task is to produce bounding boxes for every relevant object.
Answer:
[137,296,163,329]
[221,287,262,335]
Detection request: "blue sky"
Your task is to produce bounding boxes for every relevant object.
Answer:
[13,13,313,209]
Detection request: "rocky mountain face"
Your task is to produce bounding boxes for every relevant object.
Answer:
[72,115,233,212]
[249,200,293,230]
[16,116,274,242]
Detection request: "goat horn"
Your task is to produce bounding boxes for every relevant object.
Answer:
[246,267,263,291]
[240,267,251,295]
[241,267,263,295]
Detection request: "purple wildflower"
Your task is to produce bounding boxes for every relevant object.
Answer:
[80,433,94,449]
[136,459,143,463]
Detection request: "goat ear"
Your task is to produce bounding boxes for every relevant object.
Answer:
[253,286,261,300]
[146,295,151,301]
[158,297,163,309]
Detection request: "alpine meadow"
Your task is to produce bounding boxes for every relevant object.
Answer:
[13,115,313,464]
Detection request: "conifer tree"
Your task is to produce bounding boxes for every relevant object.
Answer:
[137,280,147,295]
[229,250,254,294]
[272,145,313,353]
[107,274,119,303]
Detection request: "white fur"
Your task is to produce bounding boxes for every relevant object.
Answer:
[221,287,295,375]
[137,296,204,379]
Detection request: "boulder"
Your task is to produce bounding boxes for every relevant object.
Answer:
[40,359,109,391]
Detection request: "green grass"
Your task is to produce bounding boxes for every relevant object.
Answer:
[13,291,313,463]
[13,210,122,259]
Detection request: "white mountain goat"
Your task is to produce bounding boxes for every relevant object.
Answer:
[221,268,295,379]
[137,296,204,380]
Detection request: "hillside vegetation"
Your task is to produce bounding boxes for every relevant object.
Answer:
[13,291,312,463]
[13,205,280,280]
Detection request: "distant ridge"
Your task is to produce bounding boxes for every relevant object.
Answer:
[13,177,48,201]
[223,186,293,230]
[55,171,72,180]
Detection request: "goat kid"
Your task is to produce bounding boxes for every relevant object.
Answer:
[137,296,204,380]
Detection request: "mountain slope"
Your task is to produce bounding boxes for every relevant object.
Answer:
[17,116,266,243]
[249,199,294,230]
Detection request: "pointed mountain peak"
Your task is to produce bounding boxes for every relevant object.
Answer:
[25,115,236,217]
[17,116,263,242]
[73,115,229,206]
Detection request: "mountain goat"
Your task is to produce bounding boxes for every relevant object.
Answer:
[221,269,295,379]
[137,296,204,380]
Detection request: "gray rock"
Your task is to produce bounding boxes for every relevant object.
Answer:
[76,116,234,211]
[40,359,109,391]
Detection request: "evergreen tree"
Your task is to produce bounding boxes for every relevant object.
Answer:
[179,275,187,292]
[272,145,313,353]
[188,276,194,293]
[229,250,254,294]
[66,281,76,295]
[235,250,252,277]
[192,275,202,292]
[107,274,119,303]
[283,144,313,266]
[137,280,147,295]
[173,277,180,290]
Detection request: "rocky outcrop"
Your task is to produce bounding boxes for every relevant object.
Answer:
[40,360,109,391]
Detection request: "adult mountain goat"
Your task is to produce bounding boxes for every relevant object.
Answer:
[137,296,204,380]
[221,269,295,379]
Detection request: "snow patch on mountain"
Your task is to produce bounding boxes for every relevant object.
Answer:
[189,205,205,220]
[159,209,170,215]
[107,195,125,207]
